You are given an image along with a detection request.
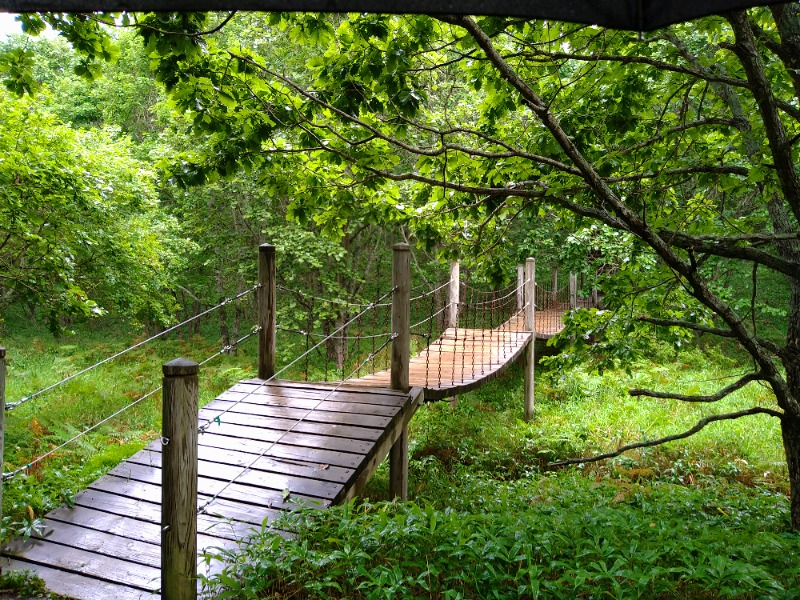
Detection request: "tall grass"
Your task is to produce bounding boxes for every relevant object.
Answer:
[3,315,795,598]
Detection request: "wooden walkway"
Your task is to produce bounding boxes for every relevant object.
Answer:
[355,316,532,400]
[0,309,563,598]
[1,381,422,599]
[354,310,568,399]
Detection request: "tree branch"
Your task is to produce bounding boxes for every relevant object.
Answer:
[615,117,744,156]
[547,407,783,468]
[660,228,800,281]
[513,48,750,89]
[629,371,765,402]
[636,315,785,357]
[636,315,735,338]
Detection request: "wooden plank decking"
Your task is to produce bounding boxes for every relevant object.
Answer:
[355,315,535,399]
[1,380,422,599]
[355,327,532,399]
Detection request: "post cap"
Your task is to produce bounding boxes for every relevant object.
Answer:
[392,242,411,252]
[259,243,276,253]
[163,358,199,376]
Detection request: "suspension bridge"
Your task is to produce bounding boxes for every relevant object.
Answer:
[0,245,594,599]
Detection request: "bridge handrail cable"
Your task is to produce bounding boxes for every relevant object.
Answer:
[6,284,259,412]
[2,326,260,481]
[198,286,396,434]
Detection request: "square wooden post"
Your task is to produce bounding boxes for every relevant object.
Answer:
[162,358,199,600]
[448,260,460,329]
[569,273,578,309]
[258,244,276,380]
[0,346,5,577]
[389,243,410,500]
[524,259,536,421]
[516,264,524,311]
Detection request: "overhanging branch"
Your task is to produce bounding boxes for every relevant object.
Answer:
[636,315,735,338]
[629,371,765,402]
[660,229,800,281]
[636,316,785,358]
[547,407,783,468]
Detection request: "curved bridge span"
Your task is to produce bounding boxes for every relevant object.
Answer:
[354,315,532,400]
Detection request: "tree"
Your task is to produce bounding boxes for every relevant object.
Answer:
[12,7,800,526]
[0,86,176,331]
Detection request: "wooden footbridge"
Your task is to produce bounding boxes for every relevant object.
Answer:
[0,246,588,599]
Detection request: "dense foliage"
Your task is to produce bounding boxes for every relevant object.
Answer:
[203,351,795,599]
[0,8,800,594]
[207,482,799,599]
[0,85,174,331]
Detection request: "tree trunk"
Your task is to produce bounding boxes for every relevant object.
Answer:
[325,311,347,374]
[785,279,800,530]
[192,300,201,335]
[231,303,241,357]
[782,410,800,530]
[217,269,231,352]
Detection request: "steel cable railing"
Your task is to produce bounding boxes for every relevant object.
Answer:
[6,285,258,411]
[2,325,260,481]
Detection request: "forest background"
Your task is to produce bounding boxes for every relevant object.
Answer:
[1,8,800,598]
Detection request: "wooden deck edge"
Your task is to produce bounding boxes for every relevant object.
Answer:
[242,378,410,397]
[340,387,424,503]
[2,556,158,600]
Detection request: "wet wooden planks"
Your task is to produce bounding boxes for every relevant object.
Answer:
[2,381,422,599]
[355,323,532,400]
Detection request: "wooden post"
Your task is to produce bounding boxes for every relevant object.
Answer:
[448,260,460,329]
[162,358,199,600]
[551,266,558,306]
[258,244,276,380]
[524,258,536,421]
[592,286,599,308]
[390,243,411,392]
[516,264,524,311]
[389,243,410,500]
[0,346,5,577]
[569,273,578,309]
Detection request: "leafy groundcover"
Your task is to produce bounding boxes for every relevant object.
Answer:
[203,473,800,599]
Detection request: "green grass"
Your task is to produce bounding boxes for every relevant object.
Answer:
[0,317,265,537]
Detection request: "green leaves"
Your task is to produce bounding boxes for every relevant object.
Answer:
[204,481,799,599]
[0,47,38,96]
[0,88,173,330]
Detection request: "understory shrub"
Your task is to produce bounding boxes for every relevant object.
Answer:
[204,474,799,599]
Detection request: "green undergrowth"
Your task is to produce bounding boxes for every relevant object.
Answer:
[398,342,786,507]
[206,341,795,598]
[0,314,371,539]
[205,478,798,599]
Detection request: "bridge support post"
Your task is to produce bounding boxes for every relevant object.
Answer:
[0,346,5,577]
[258,244,277,380]
[569,273,578,309]
[161,358,199,600]
[517,264,524,311]
[524,258,536,421]
[551,266,558,306]
[448,261,460,329]
[390,243,411,500]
